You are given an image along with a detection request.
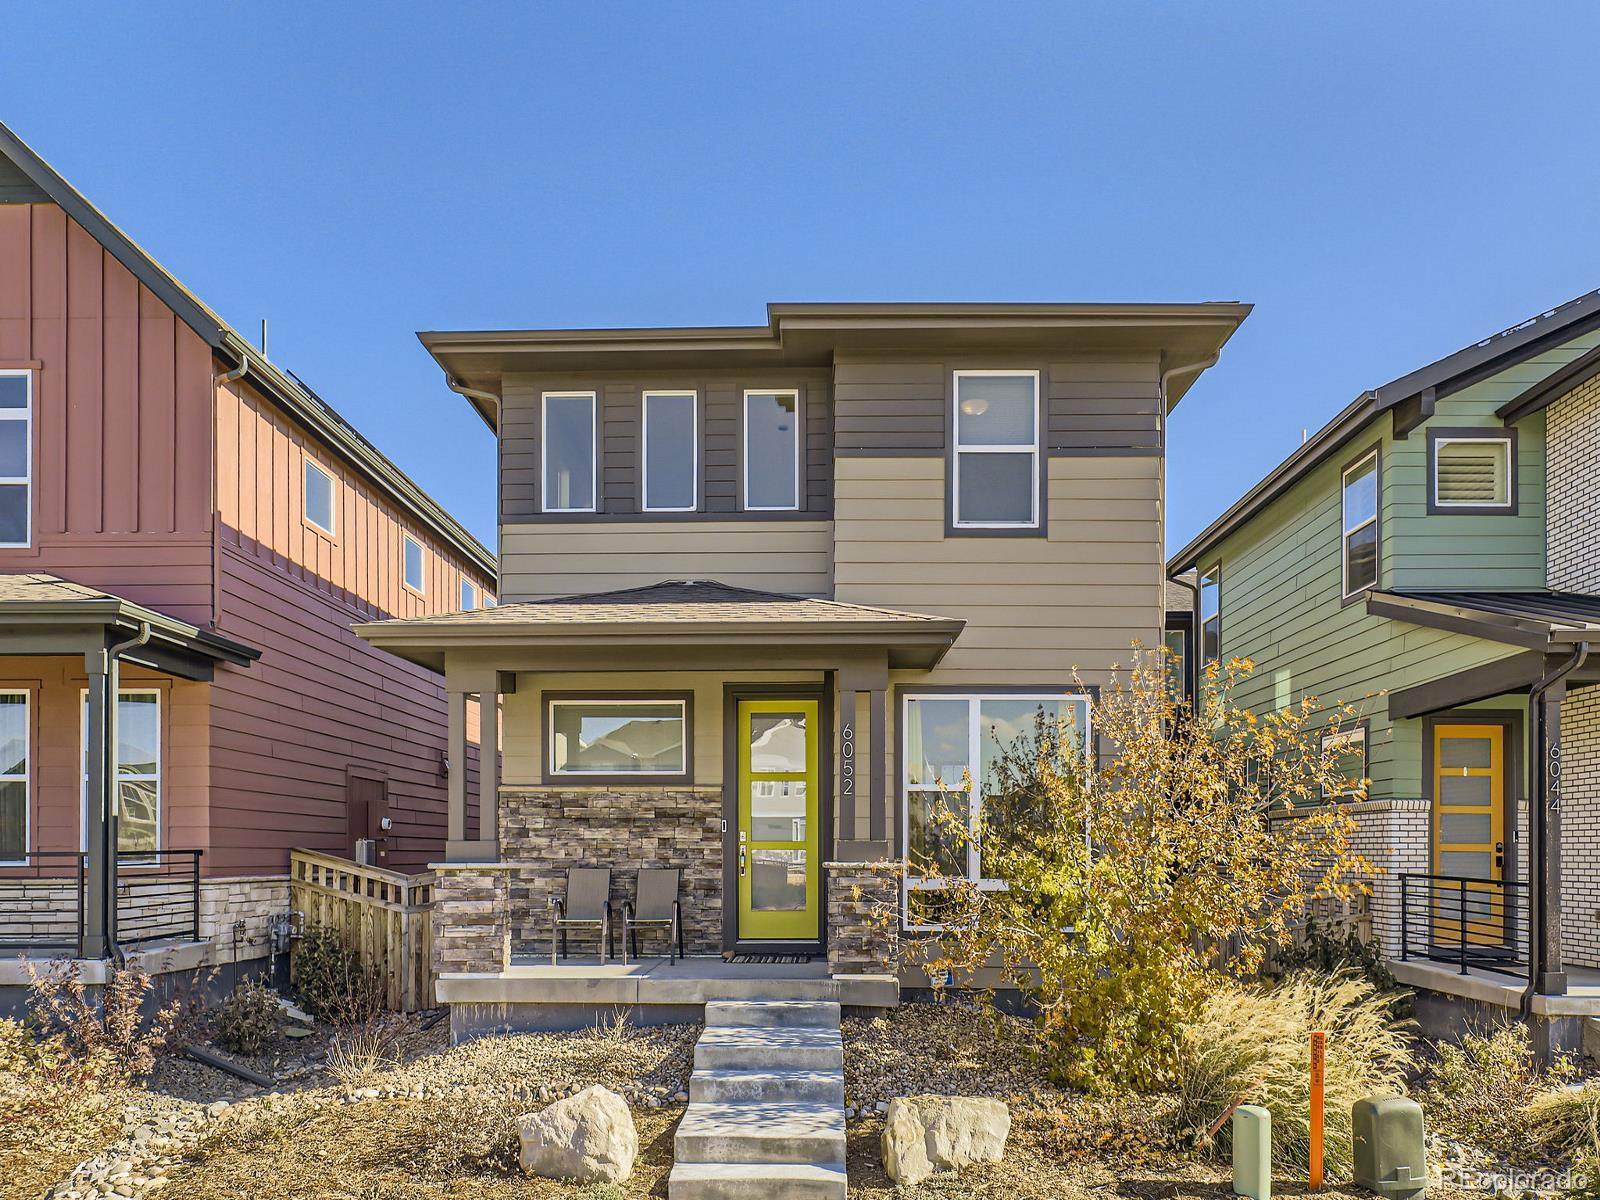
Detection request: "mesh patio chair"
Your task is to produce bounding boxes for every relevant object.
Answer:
[621,867,684,964]
[551,867,612,964]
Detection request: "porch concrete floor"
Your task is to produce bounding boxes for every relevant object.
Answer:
[1391,957,1600,1016]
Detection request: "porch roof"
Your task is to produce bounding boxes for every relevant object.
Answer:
[354,579,965,672]
[1366,589,1600,652]
[0,573,260,681]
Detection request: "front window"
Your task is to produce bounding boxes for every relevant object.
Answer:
[81,689,160,854]
[542,391,597,512]
[1342,450,1379,597]
[0,692,27,862]
[1200,564,1221,666]
[0,371,32,546]
[902,692,1090,927]
[303,459,336,535]
[643,391,697,512]
[1432,435,1511,509]
[743,390,801,510]
[403,535,426,594]
[952,371,1040,529]
[1321,725,1368,799]
[549,698,688,778]
[460,579,476,611]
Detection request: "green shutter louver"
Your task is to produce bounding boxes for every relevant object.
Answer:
[1435,439,1509,506]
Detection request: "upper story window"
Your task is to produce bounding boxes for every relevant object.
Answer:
[643,390,697,512]
[952,371,1040,529]
[303,458,336,535]
[1200,564,1221,666]
[744,390,801,511]
[1342,449,1380,598]
[403,534,426,595]
[460,579,476,611]
[0,371,32,547]
[542,391,597,512]
[1430,431,1513,512]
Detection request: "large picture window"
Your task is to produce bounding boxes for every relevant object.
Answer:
[643,390,697,512]
[901,691,1090,928]
[743,390,801,511]
[81,689,160,855]
[0,692,27,863]
[1342,449,1379,598]
[548,697,689,779]
[952,371,1040,529]
[0,371,32,547]
[542,391,598,512]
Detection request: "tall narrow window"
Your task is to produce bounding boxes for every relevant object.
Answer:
[542,391,597,512]
[1200,565,1221,666]
[743,390,801,511]
[460,579,476,611]
[642,390,697,511]
[0,371,32,547]
[953,371,1040,529]
[81,690,160,855]
[0,692,27,862]
[1342,450,1379,597]
[404,535,426,594]
[303,458,336,535]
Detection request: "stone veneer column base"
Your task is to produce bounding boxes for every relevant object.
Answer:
[431,862,513,975]
[825,861,901,975]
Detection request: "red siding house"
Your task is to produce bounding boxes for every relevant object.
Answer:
[0,121,495,987]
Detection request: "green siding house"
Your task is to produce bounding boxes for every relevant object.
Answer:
[1170,290,1600,1052]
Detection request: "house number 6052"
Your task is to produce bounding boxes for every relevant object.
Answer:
[841,722,855,797]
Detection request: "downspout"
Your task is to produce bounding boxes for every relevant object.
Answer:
[446,377,502,419]
[1521,640,1589,1015]
[102,621,153,965]
[216,355,248,389]
[1160,353,1220,406]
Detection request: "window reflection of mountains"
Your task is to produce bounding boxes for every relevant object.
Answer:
[569,718,684,772]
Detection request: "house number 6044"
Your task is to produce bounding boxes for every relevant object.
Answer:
[841,722,855,797]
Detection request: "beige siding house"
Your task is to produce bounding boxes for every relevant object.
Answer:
[356,301,1247,1031]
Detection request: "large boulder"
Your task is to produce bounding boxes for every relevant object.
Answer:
[518,1084,637,1183]
[881,1094,1011,1185]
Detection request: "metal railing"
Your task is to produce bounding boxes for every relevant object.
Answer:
[1400,872,1528,977]
[0,852,87,957]
[115,850,203,947]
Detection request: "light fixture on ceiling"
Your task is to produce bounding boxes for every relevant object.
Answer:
[960,396,990,417]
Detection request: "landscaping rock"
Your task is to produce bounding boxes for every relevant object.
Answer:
[518,1084,638,1183]
[881,1094,1011,1186]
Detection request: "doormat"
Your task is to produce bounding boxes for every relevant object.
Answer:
[725,953,813,965]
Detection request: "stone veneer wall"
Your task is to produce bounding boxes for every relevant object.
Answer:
[198,876,291,964]
[825,861,900,975]
[432,863,512,974]
[1546,372,1600,592]
[500,788,722,956]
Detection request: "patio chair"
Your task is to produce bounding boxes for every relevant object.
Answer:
[620,867,685,965]
[551,867,613,964]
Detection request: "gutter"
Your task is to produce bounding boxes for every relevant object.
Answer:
[446,377,503,434]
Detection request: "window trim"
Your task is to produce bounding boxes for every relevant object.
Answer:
[402,534,426,597]
[951,369,1042,532]
[0,690,29,865]
[1426,427,1517,516]
[542,691,695,785]
[899,688,1092,931]
[1340,445,1382,602]
[79,687,161,855]
[302,457,337,537]
[641,389,699,513]
[0,368,33,549]
[541,390,599,514]
[459,578,476,611]
[742,389,802,512]
[1320,722,1369,800]
[1199,562,1222,668]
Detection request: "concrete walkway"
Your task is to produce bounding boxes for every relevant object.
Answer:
[668,999,847,1200]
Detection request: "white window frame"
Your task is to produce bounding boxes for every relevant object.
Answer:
[641,390,698,513]
[900,690,1091,931]
[1200,563,1222,667]
[742,389,802,512]
[1432,435,1512,509]
[0,369,33,548]
[1341,450,1380,599]
[951,369,1041,530]
[460,578,476,611]
[0,690,29,865]
[303,457,336,536]
[403,534,426,596]
[547,697,689,778]
[541,390,599,513]
[79,688,161,854]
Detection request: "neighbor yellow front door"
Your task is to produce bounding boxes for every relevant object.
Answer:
[736,698,820,942]
[1431,723,1506,946]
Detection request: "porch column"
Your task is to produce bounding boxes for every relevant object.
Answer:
[444,666,509,863]
[444,689,472,860]
[835,657,890,862]
[1533,677,1568,994]
[82,647,112,958]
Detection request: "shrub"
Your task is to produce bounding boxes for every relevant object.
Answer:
[22,956,181,1080]
[292,925,383,1025]
[214,979,281,1056]
[326,1014,406,1091]
[1528,1081,1600,1159]
[401,1089,524,1174]
[1422,1023,1577,1159]
[1268,918,1410,1018]
[1172,971,1413,1175]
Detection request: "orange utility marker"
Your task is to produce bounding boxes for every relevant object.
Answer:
[1308,1030,1326,1190]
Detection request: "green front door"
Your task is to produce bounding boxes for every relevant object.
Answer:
[736,698,820,942]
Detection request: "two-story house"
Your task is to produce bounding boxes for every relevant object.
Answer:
[0,120,494,993]
[1168,289,1600,1055]
[355,300,1249,1032]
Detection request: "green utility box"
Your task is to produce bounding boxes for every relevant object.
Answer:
[1232,1104,1271,1200]
[1352,1096,1426,1199]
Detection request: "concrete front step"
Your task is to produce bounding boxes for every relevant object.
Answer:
[704,999,841,1029]
[667,1161,848,1200]
[674,1100,846,1166]
[690,1067,845,1105]
[693,1024,843,1072]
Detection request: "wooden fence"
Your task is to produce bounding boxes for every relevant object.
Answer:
[289,849,436,1012]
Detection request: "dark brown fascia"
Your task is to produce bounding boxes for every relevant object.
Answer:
[1497,342,1600,424]
[1363,590,1600,653]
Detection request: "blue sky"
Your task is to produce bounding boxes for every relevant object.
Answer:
[3,4,1598,554]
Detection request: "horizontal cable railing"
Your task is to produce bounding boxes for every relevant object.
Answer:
[115,850,202,947]
[1400,872,1528,978]
[0,852,86,957]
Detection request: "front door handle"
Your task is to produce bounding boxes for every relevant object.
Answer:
[739,848,747,878]
[1494,841,1504,870]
